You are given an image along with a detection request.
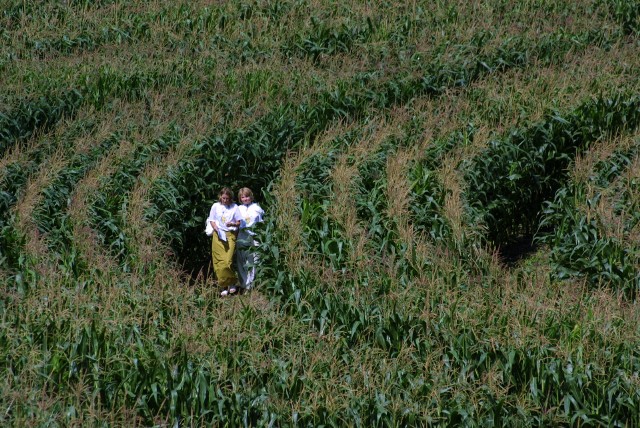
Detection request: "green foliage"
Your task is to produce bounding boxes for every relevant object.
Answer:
[465,94,640,247]
[0,89,83,155]
[0,119,99,271]
[282,16,374,63]
[539,143,640,291]
[89,127,181,267]
[605,0,640,34]
[31,134,120,276]
[0,217,26,272]
[24,20,151,57]
[148,13,629,273]
[3,0,640,425]
[0,66,178,157]
[409,127,476,245]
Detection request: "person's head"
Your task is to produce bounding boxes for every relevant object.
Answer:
[218,187,234,205]
[238,187,254,205]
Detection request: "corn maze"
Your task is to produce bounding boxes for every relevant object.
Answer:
[1,0,640,426]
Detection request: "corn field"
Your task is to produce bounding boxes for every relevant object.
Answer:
[1,0,640,426]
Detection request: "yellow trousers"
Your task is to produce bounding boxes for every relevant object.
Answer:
[211,232,238,288]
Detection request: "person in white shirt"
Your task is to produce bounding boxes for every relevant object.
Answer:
[205,187,243,296]
[236,187,264,290]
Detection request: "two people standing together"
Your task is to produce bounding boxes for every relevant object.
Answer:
[205,187,264,297]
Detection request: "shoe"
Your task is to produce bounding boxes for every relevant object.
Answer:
[228,286,238,295]
[220,289,230,297]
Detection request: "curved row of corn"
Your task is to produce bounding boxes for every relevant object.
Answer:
[1,0,639,425]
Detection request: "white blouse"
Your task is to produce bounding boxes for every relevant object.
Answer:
[205,202,243,241]
[238,203,264,240]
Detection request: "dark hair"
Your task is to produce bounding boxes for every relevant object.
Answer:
[218,187,234,203]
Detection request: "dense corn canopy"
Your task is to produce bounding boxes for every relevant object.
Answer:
[1,0,640,426]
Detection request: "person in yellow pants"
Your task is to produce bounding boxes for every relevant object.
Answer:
[205,187,243,296]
